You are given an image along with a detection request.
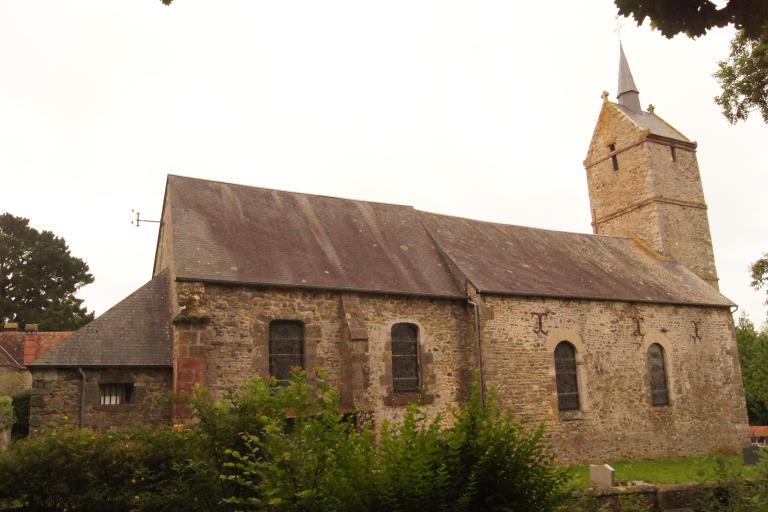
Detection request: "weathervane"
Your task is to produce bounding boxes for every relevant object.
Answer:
[131,209,161,227]
[614,15,624,42]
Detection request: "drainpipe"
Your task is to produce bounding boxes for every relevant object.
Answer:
[77,367,86,428]
[467,300,486,407]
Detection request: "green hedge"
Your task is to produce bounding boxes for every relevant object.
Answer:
[0,373,569,512]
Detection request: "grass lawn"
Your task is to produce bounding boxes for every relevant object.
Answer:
[566,454,760,489]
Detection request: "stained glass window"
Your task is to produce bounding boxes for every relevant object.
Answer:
[555,341,580,411]
[648,343,669,406]
[392,323,419,393]
[269,320,305,385]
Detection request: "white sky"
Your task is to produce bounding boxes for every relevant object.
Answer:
[1,1,765,326]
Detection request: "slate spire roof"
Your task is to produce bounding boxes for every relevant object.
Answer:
[612,45,691,144]
[617,44,642,112]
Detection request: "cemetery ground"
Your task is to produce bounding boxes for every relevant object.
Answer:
[566,453,759,488]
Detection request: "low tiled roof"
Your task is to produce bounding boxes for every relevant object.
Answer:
[29,272,173,367]
[163,175,735,308]
[750,426,768,438]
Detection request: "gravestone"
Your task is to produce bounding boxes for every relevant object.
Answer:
[589,464,616,489]
[743,445,761,465]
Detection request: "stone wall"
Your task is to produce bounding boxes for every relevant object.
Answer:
[477,293,748,463]
[172,282,474,427]
[170,281,747,463]
[29,367,172,432]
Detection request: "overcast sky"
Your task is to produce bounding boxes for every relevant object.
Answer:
[1,1,765,326]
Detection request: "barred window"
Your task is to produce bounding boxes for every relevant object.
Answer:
[648,343,669,406]
[269,320,305,385]
[391,323,419,393]
[99,383,133,405]
[554,341,580,411]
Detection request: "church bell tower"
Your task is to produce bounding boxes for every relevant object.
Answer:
[584,45,719,289]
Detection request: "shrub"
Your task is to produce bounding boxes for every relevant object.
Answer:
[697,454,768,512]
[128,425,225,512]
[0,395,12,432]
[11,390,30,440]
[221,374,569,512]
[439,388,570,511]
[0,373,569,512]
[0,428,136,511]
[221,373,378,512]
[0,425,224,512]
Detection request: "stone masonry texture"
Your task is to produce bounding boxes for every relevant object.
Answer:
[169,280,747,463]
[29,368,172,432]
[172,282,473,428]
[477,294,747,463]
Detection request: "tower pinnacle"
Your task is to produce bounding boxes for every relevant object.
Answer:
[617,44,641,112]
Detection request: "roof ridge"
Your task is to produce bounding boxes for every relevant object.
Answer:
[418,209,635,241]
[167,174,416,209]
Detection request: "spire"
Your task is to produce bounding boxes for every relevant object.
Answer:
[617,44,641,112]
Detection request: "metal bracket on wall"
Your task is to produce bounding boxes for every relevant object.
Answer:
[691,320,702,343]
[632,317,645,337]
[531,312,549,335]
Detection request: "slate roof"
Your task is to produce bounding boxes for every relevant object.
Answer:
[614,103,692,143]
[167,175,465,298]
[421,213,731,306]
[29,272,173,367]
[163,175,734,308]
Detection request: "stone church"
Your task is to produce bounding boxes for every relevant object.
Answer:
[28,47,748,463]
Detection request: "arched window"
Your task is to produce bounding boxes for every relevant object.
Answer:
[647,343,669,406]
[554,341,580,411]
[391,323,419,393]
[269,320,305,385]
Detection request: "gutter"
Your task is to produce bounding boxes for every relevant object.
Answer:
[467,300,486,407]
[77,367,86,428]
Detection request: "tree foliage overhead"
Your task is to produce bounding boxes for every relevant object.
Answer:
[615,0,768,39]
[0,213,94,331]
[714,31,768,123]
[615,1,768,124]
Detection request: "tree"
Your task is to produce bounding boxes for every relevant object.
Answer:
[735,315,768,425]
[0,213,94,330]
[751,252,768,308]
[615,0,768,124]
[714,31,768,124]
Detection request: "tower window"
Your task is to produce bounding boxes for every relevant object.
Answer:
[269,320,305,385]
[670,145,677,162]
[608,144,619,171]
[554,341,580,411]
